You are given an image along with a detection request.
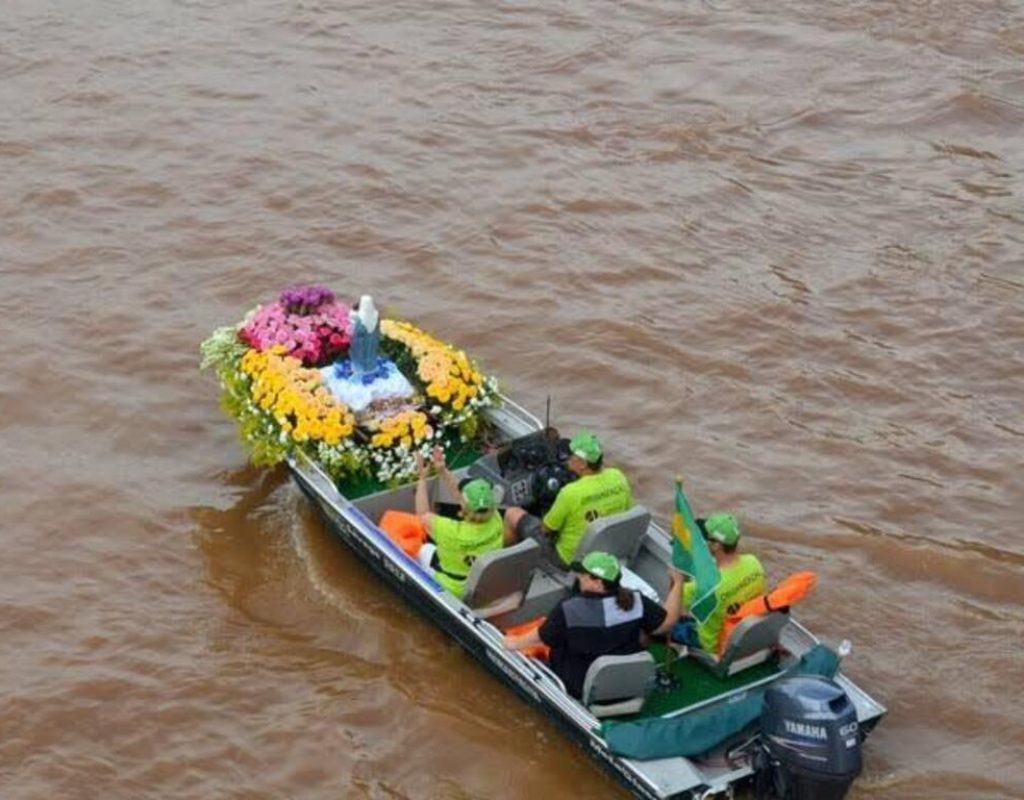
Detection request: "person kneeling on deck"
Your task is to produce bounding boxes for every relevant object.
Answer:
[674,513,766,653]
[503,432,633,569]
[415,447,504,599]
[504,551,683,699]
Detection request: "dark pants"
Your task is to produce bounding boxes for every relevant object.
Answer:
[670,617,703,649]
[515,513,568,571]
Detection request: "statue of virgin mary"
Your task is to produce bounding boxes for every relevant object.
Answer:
[319,293,414,413]
[349,295,380,375]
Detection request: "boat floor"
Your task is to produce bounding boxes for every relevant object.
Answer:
[628,645,783,721]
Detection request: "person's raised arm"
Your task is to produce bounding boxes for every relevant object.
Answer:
[432,445,463,509]
[414,452,435,524]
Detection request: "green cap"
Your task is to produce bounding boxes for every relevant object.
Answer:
[572,551,621,582]
[461,478,497,513]
[569,431,602,464]
[704,513,740,546]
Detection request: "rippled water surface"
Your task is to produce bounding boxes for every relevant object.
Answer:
[2,1,1023,798]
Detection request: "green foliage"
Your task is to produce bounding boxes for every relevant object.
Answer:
[199,326,248,372]
[249,435,289,466]
[316,442,368,480]
[202,335,291,468]
[458,415,478,441]
[379,337,417,382]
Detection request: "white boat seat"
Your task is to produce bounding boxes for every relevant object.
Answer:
[573,505,651,564]
[619,565,660,602]
[581,651,657,718]
[689,611,790,679]
[462,539,542,619]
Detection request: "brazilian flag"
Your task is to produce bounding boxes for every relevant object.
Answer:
[671,479,721,624]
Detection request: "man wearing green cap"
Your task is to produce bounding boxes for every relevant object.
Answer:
[676,513,766,653]
[503,431,634,568]
[414,447,504,598]
[504,550,684,698]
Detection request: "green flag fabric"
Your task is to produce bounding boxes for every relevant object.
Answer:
[671,481,720,624]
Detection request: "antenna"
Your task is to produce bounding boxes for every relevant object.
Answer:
[543,394,559,457]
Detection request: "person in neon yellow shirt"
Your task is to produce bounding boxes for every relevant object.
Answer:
[503,432,633,568]
[675,513,766,653]
[415,448,504,598]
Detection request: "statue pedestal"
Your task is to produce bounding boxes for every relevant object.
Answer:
[320,357,415,413]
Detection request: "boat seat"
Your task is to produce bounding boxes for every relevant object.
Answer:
[581,651,657,718]
[462,539,542,619]
[689,611,790,679]
[573,505,651,564]
[494,569,573,628]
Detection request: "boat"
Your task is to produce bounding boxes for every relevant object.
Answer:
[202,288,886,800]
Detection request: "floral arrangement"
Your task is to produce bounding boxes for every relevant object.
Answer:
[241,347,356,446]
[239,285,351,367]
[379,319,491,431]
[200,285,501,485]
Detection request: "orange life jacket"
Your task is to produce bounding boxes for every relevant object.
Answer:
[379,510,428,558]
[717,571,817,655]
[504,617,550,661]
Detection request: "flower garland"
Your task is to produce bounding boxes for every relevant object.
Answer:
[380,319,498,440]
[200,286,501,486]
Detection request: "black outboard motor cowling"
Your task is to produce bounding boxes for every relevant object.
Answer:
[759,675,862,800]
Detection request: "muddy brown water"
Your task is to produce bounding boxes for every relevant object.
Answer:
[2,2,1023,798]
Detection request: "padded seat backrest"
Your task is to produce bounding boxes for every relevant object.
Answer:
[573,505,651,564]
[581,651,656,718]
[721,611,789,664]
[462,539,542,616]
[691,611,790,678]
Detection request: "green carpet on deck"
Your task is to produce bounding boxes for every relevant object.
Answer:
[632,644,783,719]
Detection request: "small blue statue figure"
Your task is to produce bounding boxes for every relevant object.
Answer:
[350,294,380,375]
[321,293,413,409]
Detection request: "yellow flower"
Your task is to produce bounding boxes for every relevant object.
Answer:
[239,346,355,448]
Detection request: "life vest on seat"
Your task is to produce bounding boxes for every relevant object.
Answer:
[717,571,817,655]
[379,510,428,558]
[504,617,550,661]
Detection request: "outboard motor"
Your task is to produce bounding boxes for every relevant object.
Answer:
[755,675,862,800]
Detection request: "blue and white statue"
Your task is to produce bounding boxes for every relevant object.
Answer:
[320,294,414,413]
[349,294,381,375]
